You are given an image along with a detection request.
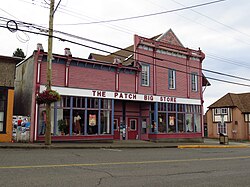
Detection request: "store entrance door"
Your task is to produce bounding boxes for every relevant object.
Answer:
[113,118,120,140]
[127,118,138,140]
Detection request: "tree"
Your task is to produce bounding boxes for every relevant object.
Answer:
[13,48,26,58]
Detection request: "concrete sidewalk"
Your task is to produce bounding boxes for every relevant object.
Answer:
[0,139,249,149]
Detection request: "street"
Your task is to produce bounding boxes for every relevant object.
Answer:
[1,148,250,187]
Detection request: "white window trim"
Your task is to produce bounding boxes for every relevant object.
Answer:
[168,69,176,89]
[141,64,150,86]
[245,114,250,122]
[130,119,137,131]
[191,73,198,92]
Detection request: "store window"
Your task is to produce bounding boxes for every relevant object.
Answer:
[100,99,111,134]
[168,113,176,133]
[0,88,7,133]
[185,105,201,133]
[141,64,150,86]
[158,113,167,133]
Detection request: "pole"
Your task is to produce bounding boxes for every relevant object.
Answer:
[45,0,55,145]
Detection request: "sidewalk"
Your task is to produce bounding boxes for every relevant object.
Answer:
[0,139,249,149]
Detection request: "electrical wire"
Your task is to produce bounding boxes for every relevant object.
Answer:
[1,23,250,88]
[1,17,250,83]
[171,0,250,40]
[51,28,250,82]
[55,0,226,25]
[30,0,250,69]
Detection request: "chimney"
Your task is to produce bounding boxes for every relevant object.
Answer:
[37,43,44,51]
[64,48,72,56]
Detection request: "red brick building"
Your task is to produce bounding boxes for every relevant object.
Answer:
[14,29,208,142]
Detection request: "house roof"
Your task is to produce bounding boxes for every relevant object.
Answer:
[208,93,250,113]
[88,29,184,65]
[0,55,23,64]
[88,45,134,66]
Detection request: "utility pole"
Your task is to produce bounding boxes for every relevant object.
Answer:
[45,0,55,145]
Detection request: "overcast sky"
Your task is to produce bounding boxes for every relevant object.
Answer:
[1,0,250,111]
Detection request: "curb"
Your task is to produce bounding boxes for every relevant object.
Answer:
[0,145,178,149]
[178,145,249,149]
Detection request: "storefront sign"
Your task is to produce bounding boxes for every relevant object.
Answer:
[92,90,177,103]
[40,85,201,105]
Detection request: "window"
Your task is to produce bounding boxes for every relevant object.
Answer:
[221,108,227,114]
[141,64,150,86]
[168,69,176,89]
[245,114,250,122]
[0,88,7,133]
[130,119,136,130]
[191,73,198,92]
[214,108,228,115]
[114,119,118,130]
[217,122,227,134]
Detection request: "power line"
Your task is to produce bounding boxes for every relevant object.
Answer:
[171,0,250,40]
[22,0,250,69]
[1,23,250,88]
[1,17,250,83]
[55,0,226,25]
[51,28,250,82]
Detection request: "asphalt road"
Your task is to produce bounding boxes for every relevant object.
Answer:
[1,148,250,187]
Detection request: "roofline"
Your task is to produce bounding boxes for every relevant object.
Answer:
[0,55,23,64]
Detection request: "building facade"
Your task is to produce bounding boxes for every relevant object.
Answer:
[207,93,250,141]
[0,55,22,142]
[15,29,208,142]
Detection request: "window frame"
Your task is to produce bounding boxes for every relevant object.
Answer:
[217,122,227,135]
[191,72,198,92]
[168,69,176,90]
[141,64,150,86]
[129,119,137,131]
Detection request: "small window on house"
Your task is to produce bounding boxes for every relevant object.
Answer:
[214,108,220,115]
[191,73,198,92]
[168,69,176,89]
[221,108,227,114]
[217,122,227,134]
[141,64,150,86]
[244,114,250,122]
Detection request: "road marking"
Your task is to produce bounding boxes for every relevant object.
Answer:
[1,155,250,169]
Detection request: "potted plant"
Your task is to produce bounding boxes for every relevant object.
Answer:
[58,119,67,135]
[36,89,60,105]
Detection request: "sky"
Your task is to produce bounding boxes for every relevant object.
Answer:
[1,0,250,112]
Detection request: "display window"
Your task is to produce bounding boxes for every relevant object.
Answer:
[38,96,112,137]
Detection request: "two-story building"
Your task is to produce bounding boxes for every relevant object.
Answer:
[14,29,209,142]
[207,92,250,141]
[0,55,22,142]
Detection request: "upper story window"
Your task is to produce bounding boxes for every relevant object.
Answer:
[191,73,198,92]
[141,64,150,86]
[245,114,250,122]
[214,108,228,115]
[168,69,176,89]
